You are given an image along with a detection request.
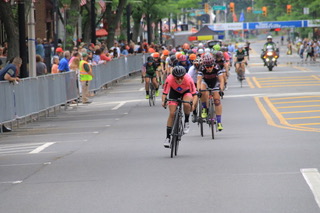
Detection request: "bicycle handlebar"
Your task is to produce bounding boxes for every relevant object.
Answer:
[164,98,193,109]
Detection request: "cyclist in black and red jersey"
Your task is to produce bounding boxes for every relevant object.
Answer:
[197,53,224,131]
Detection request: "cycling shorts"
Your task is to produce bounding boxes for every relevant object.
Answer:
[168,88,192,106]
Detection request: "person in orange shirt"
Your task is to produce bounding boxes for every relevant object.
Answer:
[51,56,59,74]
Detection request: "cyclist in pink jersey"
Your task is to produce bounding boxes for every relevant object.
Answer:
[162,66,197,148]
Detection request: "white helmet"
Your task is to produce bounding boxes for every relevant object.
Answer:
[198,49,204,54]
[205,48,211,53]
[198,43,204,48]
[267,35,272,39]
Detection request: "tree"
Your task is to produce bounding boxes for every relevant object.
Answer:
[0,1,19,61]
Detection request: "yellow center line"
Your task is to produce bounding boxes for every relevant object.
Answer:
[286,116,320,120]
[252,77,262,88]
[259,81,319,85]
[259,84,320,88]
[295,123,320,126]
[312,75,320,81]
[270,96,320,100]
[255,97,319,132]
[292,66,311,72]
[273,100,320,104]
[246,77,255,88]
[281,110,320,114]
[258,78,314,82]
[256,76,310,79]
[276,105,320,109]
[263,97,320,132]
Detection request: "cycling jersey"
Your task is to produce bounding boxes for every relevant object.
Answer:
[177,61,192,72]
[215,59,226,71]
[163,74,197,97]
[223,52,230,61]
[235,49,248,61]
[198,64,223,89]
[143,62,158,77]
[187,65,198,84]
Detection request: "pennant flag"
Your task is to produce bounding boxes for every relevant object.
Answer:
[239,12,245,22]
[80,0,86,6]
[232,13,238,22]
[99,0,106,12]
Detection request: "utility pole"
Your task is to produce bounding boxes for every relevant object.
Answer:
[91,0,96,45]
[126,3,131,43]
[27,1,36,77]
[54,0,59,51]
[17,0,28,78]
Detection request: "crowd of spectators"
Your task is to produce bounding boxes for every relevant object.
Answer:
[294,38,320,61]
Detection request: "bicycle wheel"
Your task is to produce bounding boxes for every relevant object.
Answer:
[175,117,183,156]
[170,110,180,158]
[152,89,156,106]
[208,100,215,140]
[198,99,204,137]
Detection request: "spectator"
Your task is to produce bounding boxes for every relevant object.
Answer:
[36,38,45,58]
[92,49,101,65]
[98,49,111,62]
[58,51,71,72]
[36,54,47,76]
[70,56,80,72]
[128,42,135,54]
[55,46,64,59]
[43,38,52,72]
[112,41,121,58]
[79,53,93,104]
[51,56,59,74]
[120,45,129,56]
[136,43,145,53]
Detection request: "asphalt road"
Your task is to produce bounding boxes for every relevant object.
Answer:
[0,38,320,213]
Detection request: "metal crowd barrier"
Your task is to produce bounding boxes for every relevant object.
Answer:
[0,54,147,129]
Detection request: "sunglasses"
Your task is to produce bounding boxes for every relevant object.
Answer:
[205,65,214,69]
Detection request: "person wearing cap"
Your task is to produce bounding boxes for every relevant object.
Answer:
[55,47,64,59]
[79,53,94,104]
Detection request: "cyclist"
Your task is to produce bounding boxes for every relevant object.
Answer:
[197,53,224,131]
[177,55,192,72]
[142,56,160,99]
[167,55,178,75]
[214,51,229,90]
[188,53,197,64]
[188,57,202,123]
[162,66,197,148]
[234,45,248,80]
[153,52,162,84]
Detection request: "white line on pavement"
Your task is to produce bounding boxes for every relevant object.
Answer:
[29,142,56,154]
[0,181,23,184]
[112,102,126,110]
[301,168,320,208]
[0,162,51,167]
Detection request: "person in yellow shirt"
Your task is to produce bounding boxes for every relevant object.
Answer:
[79,53,94,104]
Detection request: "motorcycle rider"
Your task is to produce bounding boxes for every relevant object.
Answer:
[261,35,279,66]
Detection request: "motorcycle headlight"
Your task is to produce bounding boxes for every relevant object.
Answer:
[266,58,270,61]
[267,52,273,56]
[272,58,276,61]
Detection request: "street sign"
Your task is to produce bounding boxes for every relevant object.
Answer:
[190,13,196,17]
[303,8,309,15]
[253,10,263,14]
[213,5,226,11]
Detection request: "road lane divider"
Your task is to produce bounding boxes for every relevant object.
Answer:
[301,168,320,208]
[29,142,55,154]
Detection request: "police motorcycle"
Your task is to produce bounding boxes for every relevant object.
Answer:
[262,46,278,71]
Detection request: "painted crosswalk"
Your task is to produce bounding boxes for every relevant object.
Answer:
[0,142,55,155]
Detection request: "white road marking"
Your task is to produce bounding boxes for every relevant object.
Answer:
[0,162,51,167]
[0,181,23,184]
[225,92,320,98]
[139,87,145,91]
[112,102,126,110]
[29,142,55,154]
[301,168,320,208]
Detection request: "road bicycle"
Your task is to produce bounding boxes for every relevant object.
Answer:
[165,98,192,158]
[148,79,156,106]
[198,88,218,139]
[235,61,246,88]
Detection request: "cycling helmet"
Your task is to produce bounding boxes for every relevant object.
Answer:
[213,44,221,51]
[170,55,176,62]
[215,51,223,59]
[147,56,154,63]
[187,50,194,55]
[202,53,214,66]
[172,66,186,78]
[198,43,204,48]
[198,49,204,54]
[267,35,272,39]
[179,54,187,62]
[193,57,202,64]
[189,54,197,61]
[238,44,244,49]
[153,52,160,58]
[163,50,169,56]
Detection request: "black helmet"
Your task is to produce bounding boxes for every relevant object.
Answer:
[170,55,176,62]
[172,66,186,78]
[147,56,154,62]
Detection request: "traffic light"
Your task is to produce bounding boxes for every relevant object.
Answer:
[262,6,267,17]
[287,5,292,15]
[247,7,252,13]
[204,3,209,13]
[230,2,235,13]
